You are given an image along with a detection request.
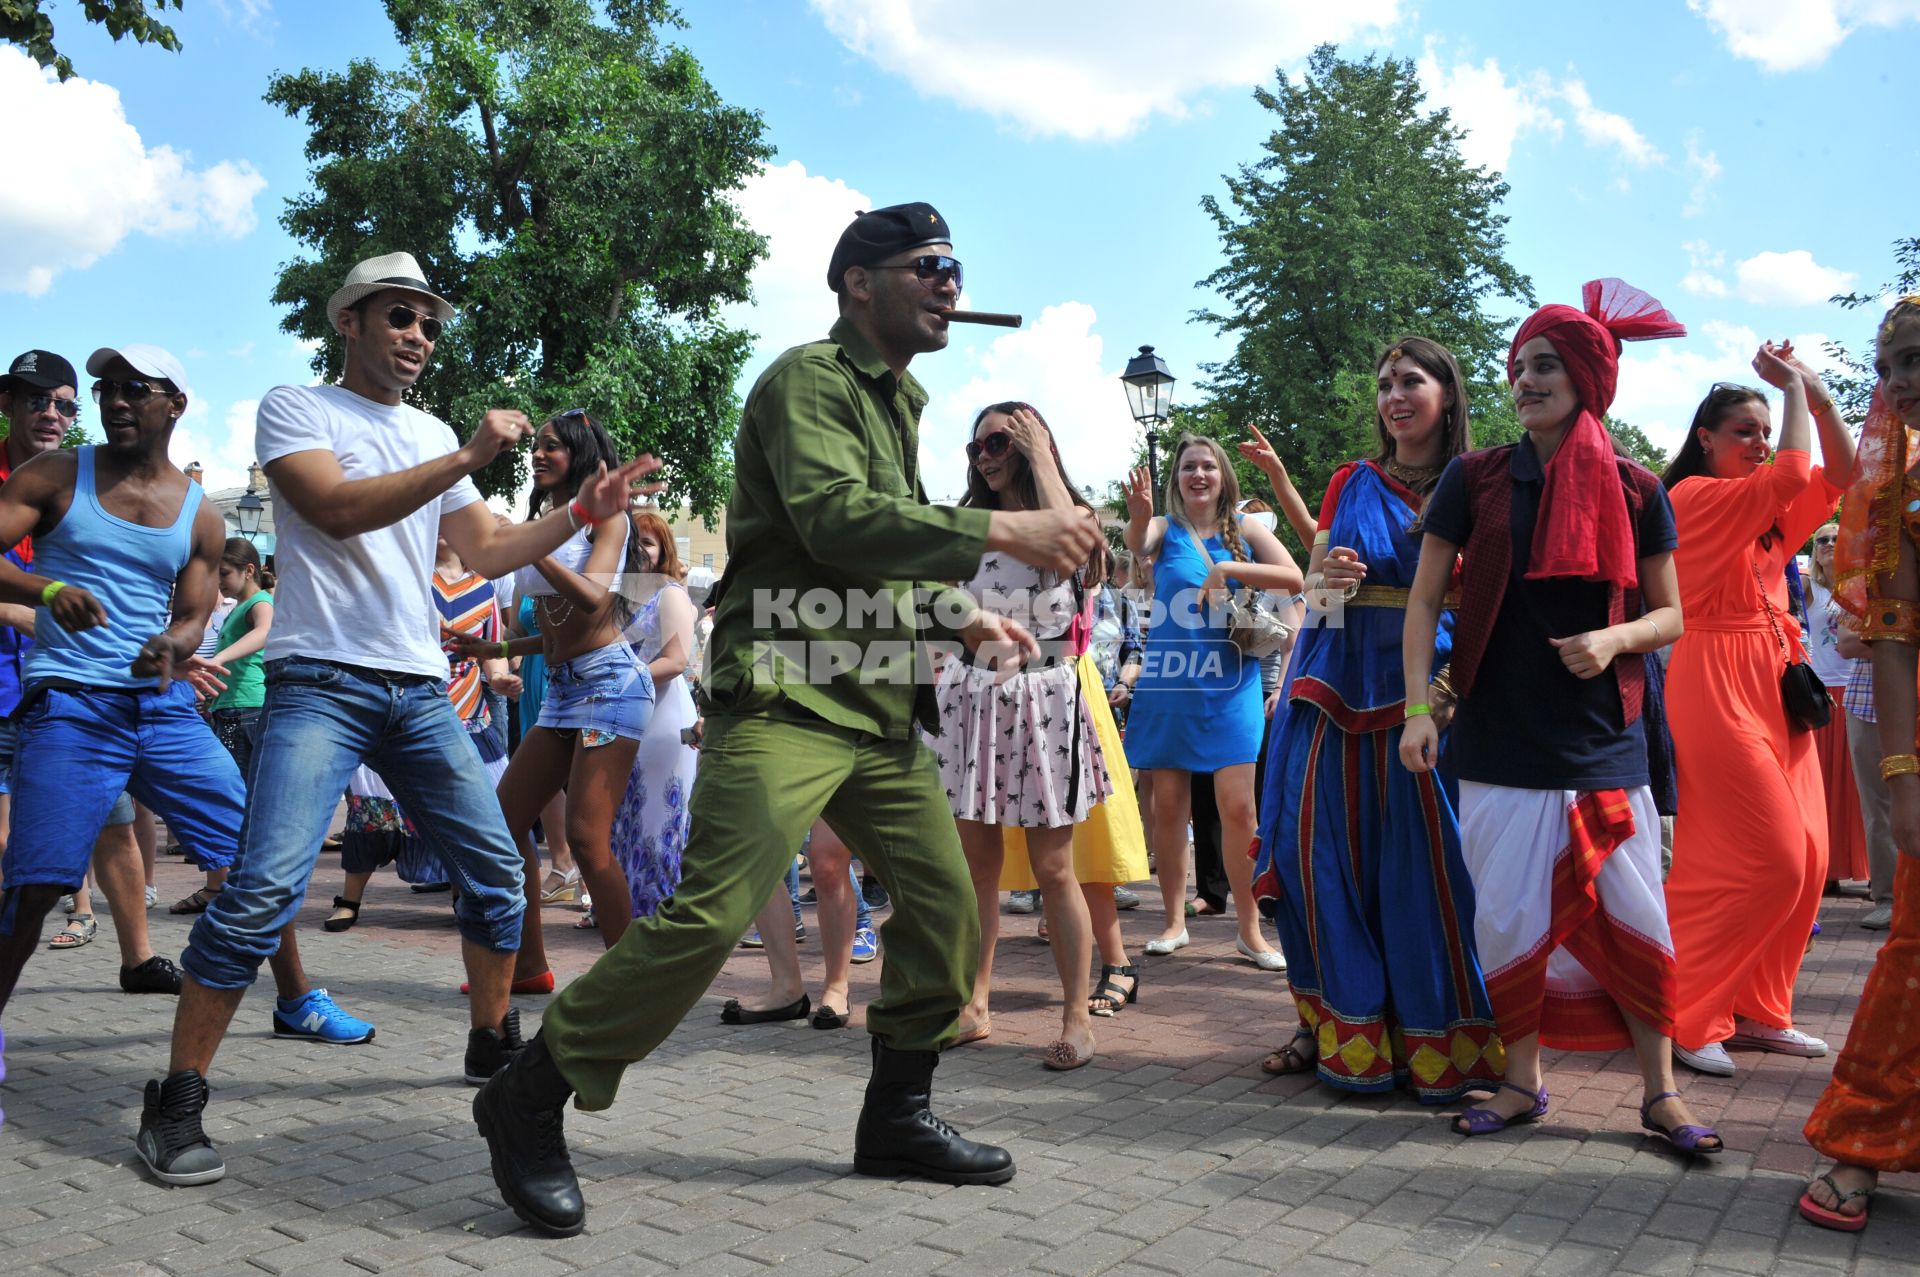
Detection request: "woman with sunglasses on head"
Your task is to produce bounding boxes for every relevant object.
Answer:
[1242,337,1501,1100]
[1661,353,1857,1079]
[1805,520,1874,892]
[931,403,1146,1068]
[1123,436,1302,964]
[454,409,655,998]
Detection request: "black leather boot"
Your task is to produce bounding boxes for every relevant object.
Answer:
[472,1031,586,1236]
[852,1036,1015,1185]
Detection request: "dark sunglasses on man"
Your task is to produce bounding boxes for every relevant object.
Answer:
[16,394,79,420]
[383,303,444,343]
[872,254,963,291]
[92,379,175,406]
[965,431,1013,462]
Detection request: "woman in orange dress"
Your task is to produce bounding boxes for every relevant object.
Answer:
[1799,294,1920,1231]
[1662,346,1856,1078]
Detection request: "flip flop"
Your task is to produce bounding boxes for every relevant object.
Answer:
[1639,1090,1723,1156]
[720,994,809,1025]
[48,914,96,949]
[1798,1173,1872,1232]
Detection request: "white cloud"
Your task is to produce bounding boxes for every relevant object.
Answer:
[725,160,875,386]
[1414,48,1559,173]
[1682,132,1722,216]
[1680,240,1729,296]
[1558,79,1664,167]
[169,397,261,493]
[1733,249,1858,305]
[808,0,1399,141]
[918,302,1133,500]
[1688,0,1920,71]
[0,47,266,296]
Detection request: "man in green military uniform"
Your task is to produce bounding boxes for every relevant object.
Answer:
[474,202,1105,1236]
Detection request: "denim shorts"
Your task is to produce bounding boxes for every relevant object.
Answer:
[1,682,242,902]
[538,641,654,742]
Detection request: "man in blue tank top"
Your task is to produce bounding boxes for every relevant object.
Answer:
[0,347,376,1123]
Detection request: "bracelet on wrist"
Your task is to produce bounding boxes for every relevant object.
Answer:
[1882,754,1920,781]
[39,580,66,607]
[1405,702,1432,720]
[568,498,600,529]
[499,639,510,659]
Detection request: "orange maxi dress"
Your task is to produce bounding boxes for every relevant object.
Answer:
[1665,449,1843,1050]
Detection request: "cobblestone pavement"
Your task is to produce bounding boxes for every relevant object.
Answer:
[1,852,1912,1275]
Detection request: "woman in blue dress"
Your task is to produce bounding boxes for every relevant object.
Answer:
[1123,435,1302,961]
[1248,336,1501,1102]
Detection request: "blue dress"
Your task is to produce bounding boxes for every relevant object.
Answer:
[1122,518,1264,772]
[1251,462,1500,1103]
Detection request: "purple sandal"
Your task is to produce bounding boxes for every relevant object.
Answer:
[1640,1091,1722,1156]
[1453,1082,1548,1136]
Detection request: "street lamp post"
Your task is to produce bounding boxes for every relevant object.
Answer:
[1120,344,1175,510]
[235,490,264,543]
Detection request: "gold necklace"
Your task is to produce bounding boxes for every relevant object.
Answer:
[1384,456,1446,490]
[538,594,575,627]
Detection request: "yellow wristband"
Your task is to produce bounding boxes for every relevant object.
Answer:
[1881,754,1920,781]
[1405,703,1432,719]
[39,581,65,607]
[499,639,509,659]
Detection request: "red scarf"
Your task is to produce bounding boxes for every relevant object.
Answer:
[1508,279,1684,587]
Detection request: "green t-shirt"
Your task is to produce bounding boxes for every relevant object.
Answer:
[208,591,270,711]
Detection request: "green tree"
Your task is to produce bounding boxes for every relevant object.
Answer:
[1821,236,1919,421]
[267,0,770,519]
[1,0,182,80]
[1195,45,1535,521]
[1605,416,1668,474]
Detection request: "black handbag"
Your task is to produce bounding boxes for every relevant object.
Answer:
[1753,561,1832,733]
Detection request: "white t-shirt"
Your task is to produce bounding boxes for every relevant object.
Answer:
[255,384,483,678]
[1806,580,1853,687]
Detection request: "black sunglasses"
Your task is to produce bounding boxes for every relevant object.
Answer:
[20,394,79,420]
[874,254,963,291]
[966,431,1013,462]
[92,379,175,406]
[385,303,444,343]
[1813,535,1837,546]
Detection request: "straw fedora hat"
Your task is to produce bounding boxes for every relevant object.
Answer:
[325,251,455,324]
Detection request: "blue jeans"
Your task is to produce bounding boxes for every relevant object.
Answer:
[184,658,527,990]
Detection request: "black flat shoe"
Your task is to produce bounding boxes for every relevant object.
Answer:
[812,1002,849,1030]
[721,994,810,1025]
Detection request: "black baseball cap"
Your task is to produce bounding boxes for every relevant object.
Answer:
[1,349,78,393]
[826,202,952,293]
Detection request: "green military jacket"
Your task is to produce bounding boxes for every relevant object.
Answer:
[700,318,991,740]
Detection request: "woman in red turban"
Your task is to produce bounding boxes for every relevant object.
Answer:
[1402,280,1720,1154]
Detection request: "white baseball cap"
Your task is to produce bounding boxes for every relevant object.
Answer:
[86,344,188,391]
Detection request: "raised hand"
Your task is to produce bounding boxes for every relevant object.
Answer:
[1236,423,1282,476]
[1124,465,1156,522]
[1003,406,1052,461]
[1752,341,1802,392]
[463,408,535,467]
[576,454,667,522]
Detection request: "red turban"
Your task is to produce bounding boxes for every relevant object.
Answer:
[1507,279,1686,587]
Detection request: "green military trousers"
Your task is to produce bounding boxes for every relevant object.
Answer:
[541,711,980,1111]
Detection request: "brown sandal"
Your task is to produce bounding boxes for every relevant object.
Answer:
[1261,1029,1318,1075]
[169,886,223,915]
[952,1015,992,1046]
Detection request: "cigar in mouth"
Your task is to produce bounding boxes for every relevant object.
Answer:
[938,310,1023,328]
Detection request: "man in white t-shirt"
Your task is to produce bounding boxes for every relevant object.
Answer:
[136,252,657,1187]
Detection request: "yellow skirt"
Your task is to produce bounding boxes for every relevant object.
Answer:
[999,652,1150,890]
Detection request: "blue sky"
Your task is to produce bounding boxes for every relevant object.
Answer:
[3,0,1914,503]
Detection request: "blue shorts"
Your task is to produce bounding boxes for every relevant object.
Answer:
[1,682,243,902]
[537,641,654,742]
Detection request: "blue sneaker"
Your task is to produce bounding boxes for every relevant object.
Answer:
[851,926,878,964]
[272,989,376,1045]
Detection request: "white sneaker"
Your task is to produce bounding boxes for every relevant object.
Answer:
[1674,1041,1736,1076]
[1728,1019,1827,1057]
[1862,903,1893,931]
[144,885,158,909]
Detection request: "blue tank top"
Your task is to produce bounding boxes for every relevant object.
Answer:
[25,447,202,692]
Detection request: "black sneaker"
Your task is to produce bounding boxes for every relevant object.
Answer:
[119,955,183,995]
[465,1008,526,1086]
[862,878,890,910]
[135,1070,225,1185]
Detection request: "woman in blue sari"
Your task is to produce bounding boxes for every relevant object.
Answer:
[1248,336,1502,1103]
